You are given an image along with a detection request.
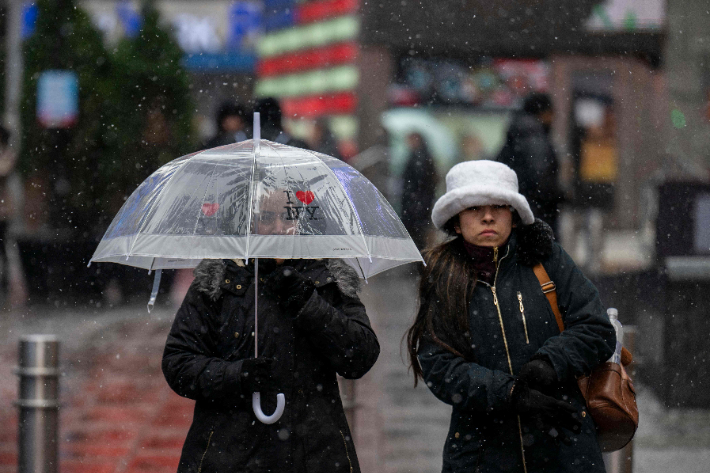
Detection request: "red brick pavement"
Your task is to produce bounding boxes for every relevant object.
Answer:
[0,266,383,473]
[0,311,193,473]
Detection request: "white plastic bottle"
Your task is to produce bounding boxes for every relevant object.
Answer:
[607,308,623,364]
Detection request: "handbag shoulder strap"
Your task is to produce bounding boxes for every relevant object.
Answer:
[533,263,565,333]
[532,263,634,366]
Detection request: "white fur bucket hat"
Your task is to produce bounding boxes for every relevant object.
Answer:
[431,160,535,229]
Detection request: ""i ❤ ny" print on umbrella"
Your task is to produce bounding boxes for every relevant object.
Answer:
[90,113,423,423]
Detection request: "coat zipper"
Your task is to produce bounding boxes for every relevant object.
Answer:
[339,430,354,473]
[198,430,214,473]
[490,246,512,378]
[491,286,514,375]
[517,292,530,344]
[488,246,528,473]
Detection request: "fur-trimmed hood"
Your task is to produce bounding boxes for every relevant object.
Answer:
[192,258,361,301]
[515,218,555,266]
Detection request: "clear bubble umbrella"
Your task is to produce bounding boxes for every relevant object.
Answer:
[89,114,423,423]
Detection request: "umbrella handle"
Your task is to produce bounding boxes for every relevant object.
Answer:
[252,392,285,424]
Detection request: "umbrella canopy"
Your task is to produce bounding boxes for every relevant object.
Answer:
[90,139,422,278]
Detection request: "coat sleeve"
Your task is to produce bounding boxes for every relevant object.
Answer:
[294,286,380,379]
[161,287,246,403]
[418,332,515,413]
[535,242,616,381]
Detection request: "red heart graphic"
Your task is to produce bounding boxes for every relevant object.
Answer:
[295,191,315,205]
[201,203,220,217]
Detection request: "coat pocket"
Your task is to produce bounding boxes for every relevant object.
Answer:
[219,302,252,361]
[445,417,484,471]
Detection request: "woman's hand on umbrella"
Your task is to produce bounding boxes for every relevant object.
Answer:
[264,266,316,314]
[240,357,275,393]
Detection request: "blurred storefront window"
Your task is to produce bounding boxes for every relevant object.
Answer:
[585,0,666,31]
[569,70,618,211]
[382,58,550,208]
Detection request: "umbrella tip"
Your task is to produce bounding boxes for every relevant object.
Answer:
[253,112,261,142]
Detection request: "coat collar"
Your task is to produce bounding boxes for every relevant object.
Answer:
[514,218,555,266]
[192,258,361,301]
[473,219,554,271]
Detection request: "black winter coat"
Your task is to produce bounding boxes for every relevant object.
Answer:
[401,146,438,250]
[497,114,563,222]
[162,258,379,473]
[418,222,615,473]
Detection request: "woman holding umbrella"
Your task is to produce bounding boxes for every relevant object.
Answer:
[406,160,615,472]
[162,186,380,473]
[90,116,422,471]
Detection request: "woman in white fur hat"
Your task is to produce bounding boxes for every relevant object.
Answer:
[406,160,615,472]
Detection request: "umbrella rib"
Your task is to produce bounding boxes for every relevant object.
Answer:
[306,149,372,264]
[244,139,259,261]
[126,152,200,261]
[191,163,219,236]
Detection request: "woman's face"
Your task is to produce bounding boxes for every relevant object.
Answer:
[456,205,513,247]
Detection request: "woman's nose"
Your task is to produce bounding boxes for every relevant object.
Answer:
[482,208,495,222]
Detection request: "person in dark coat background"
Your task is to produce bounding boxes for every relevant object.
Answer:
[162,188,379,472]
[497,93,564,236]
[406,160,615,472]
[311,117,342,160]
[203,100,249,149]
[254,97,311,150]
[401,132,438,250]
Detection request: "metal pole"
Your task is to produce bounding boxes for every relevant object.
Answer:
[603,325,636,473]
[255,258,259,358]
[4,0,23,145]
[4,0,26,304]
[15,335,60,473]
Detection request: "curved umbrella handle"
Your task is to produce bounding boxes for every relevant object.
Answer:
[252,392,286,424]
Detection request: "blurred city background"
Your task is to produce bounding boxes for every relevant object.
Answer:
[0,0,709,472]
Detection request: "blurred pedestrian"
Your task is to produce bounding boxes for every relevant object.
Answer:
[459,132,488,161]
[0,126,17,303]
[203,100,249,149]
[254,97,310,149]
[162,187,379,473]
[311,117,342,159]
[401,132,437,250]
[497,92,564,235]
[406,160,615,473]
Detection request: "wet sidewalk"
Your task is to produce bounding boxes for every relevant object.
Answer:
[0,304,191,473]
[0,270,709,473]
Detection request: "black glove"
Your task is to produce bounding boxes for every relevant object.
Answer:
[518,358,558,393]
[239,357,274,393]
[511,380,581,445]
[264,266,316,314]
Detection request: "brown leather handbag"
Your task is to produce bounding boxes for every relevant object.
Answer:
[533,263,639,452]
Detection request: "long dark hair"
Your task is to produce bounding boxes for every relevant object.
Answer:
[405,230,478,386]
